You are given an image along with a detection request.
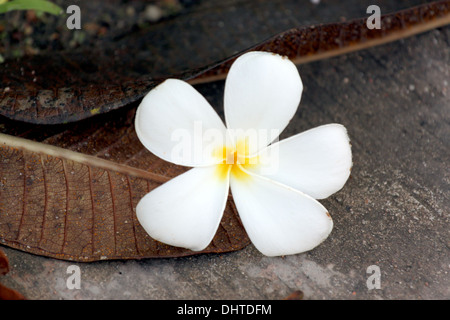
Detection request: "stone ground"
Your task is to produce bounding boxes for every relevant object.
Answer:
[0,0,449,300]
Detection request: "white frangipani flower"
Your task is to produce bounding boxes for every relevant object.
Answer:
[134,51,352,256]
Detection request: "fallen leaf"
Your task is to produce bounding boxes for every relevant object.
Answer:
[0,248,9,275]
[0,132,249,262]
[283,290,304,300]
[0,283,26,300]
[0,1,448,124]
[0,248,26,300]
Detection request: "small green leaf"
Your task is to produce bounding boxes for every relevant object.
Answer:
[0,0,63,15]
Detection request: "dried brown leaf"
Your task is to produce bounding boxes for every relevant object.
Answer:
[0,248,9,275]
[283,290,304,300]
[0,1,448,124]
[0,248,26,300]
[0,133,249,262]
[0,283,26,300]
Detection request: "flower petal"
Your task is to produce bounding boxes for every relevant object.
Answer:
[224,51,303,151]
[230,170,333,256]
[135,79,227,166]
[247,124,352,199]
[136,166,230,251]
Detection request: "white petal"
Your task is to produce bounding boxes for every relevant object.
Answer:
[230,170,333,256]
[247,124,352,199]
[135,79,227,166]
[136,166,230,251]
[224,51,303,151]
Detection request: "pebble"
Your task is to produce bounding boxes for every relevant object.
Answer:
[144,5,163,22]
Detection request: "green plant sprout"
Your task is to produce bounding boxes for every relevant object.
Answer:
[0,0,63,15]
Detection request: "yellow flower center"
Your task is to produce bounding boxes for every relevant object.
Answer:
[214,139,259,181]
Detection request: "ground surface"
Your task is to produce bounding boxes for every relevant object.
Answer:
[0,0,449,300]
